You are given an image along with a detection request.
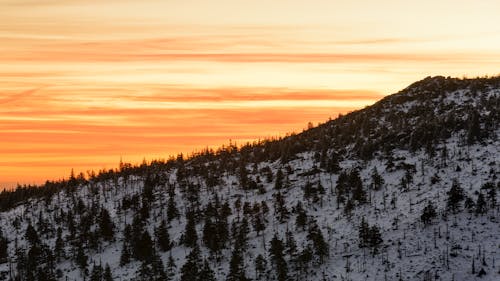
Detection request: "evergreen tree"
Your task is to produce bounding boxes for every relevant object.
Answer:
[297,247,313,277]
[203,217,218,254]
[226,248,248,281]
[182,211,198,248]
[254,254,267,280]
[98,207,114,241]
[486,182,497,209]
[90,263,103,281]
[155,219,172,251]
[215,214,230,251]
[252,213,266,236]
[475,192,487,215]
[238,160,249,190]
[150,251,167,281]
[199,259,216,281]
[25,223,39,245]
[350,169,366,203]
[269,233,288,281]
[136,260,154,281]
[371,167,385,190]
[54,227,65,261]
[344,198,355,217]
[180,246,201,281]
[368,225,383,256]
[420,201,437,225]
[274,191,289,223]
[285,230,297,260]
[307,221,329,263]
[103,264,113,281]
[135,230,154,261]
[335,171,348,206]
[464,196,475,212]
[0,227,8,263]
[295,201,308,231]
[358,217,370,248]
[167,195,180,222]
[447,180,465,213]
[467,110,481,144]
[274,169,284,190]
[166,253,177,281]
[120,241,131,266]
[75,243,88,274]
[235,217,250,251]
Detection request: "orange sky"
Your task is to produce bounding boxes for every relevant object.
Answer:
[1,0,500,187]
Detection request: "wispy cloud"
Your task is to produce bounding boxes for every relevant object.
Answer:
[1,0,499,187]
[0,87,42,104]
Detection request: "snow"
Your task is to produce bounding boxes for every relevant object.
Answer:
[0,77,498,281]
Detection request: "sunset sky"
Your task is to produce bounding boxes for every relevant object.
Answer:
[1,0,500,187]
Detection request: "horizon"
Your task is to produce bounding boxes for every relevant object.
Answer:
[2,0,500,188]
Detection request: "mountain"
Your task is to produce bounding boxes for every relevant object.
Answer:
[0,76,498,281]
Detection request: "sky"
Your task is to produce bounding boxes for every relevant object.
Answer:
[1,0,500,187]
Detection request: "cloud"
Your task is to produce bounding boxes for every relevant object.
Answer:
[0,87,42,104]
[0,85,375,180]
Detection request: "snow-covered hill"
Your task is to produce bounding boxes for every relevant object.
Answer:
[0,76,498,281]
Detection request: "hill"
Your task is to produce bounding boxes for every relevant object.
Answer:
[0,76,498,281]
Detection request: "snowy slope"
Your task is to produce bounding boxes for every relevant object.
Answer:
[0,76,498,281]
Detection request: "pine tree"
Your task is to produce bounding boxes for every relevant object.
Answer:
[166,253,177,281]
[215,214,229,251]
[167,195,180,222]
[75,243,88,274]
[464,196,475,212]
[155,219,172,251]
[238,160,249,190]
[25,223,39,245]
[151,251,167,281]
[344,198,355,217]
[0,227,8,263]
[420,201,437,225]
[135,230,154,261]
[252,213,266,236]
[297,246,313,277]
[103,264,113,281]
[274,169,284,190]
[269,233,288,281]
[182,211,198,248]
[180,246,201,281]
[274,191,289,223]
[350,169,366,203]
[371,167,385,190]
[447,180,464,213]
[285,230,297,258]
[475,192,487,215]
[120,241,131,266]
[369,225,383,256]
[255,254,267,280]
[98,207,114,241]
[136,260,153,281]
[467,110,481,144]
[359,217,370,248]
[203,217,218,254]
[295,201,308,231]
[486,182,497,209]
[335,171,348,206]
[307,221,329,263]
[227,247,249,281]
[90,263,103,281]
[54,227,65,262]
[199,259,216,281]
[235,217,250,251]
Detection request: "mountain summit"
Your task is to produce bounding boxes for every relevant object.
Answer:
[0,76,498,281]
